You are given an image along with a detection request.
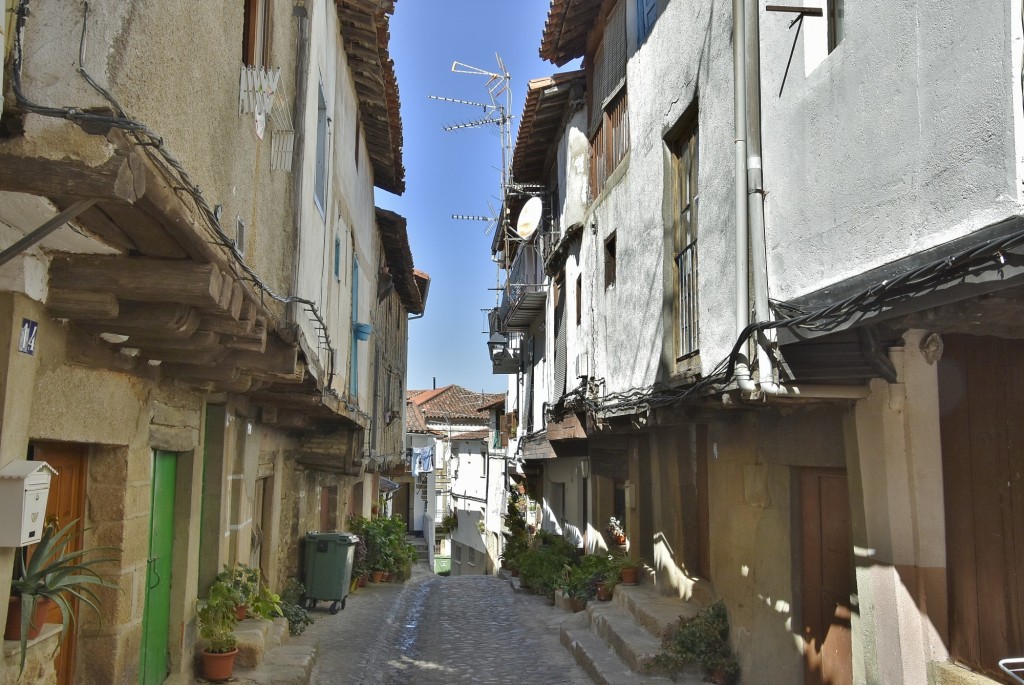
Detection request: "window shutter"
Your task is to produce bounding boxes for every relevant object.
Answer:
[637,0,657,44]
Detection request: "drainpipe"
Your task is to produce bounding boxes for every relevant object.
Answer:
[733,0,757,394]
[736,0,870,401]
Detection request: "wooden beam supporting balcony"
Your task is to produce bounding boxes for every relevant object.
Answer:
[226,336,299,378]
[79,302,201,339]
[49,255,226,308]
[0,148,146,204]
[47,289,119,320]
[160,363,243,383]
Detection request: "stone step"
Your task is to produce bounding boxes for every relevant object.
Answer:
[612,583,704,639]
[233,643,318,685]
[559,613,688,685]
[586,601,663,672]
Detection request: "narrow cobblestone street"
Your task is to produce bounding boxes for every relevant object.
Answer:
[297,564,591,685]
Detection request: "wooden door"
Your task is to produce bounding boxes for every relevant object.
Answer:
[801,469,853,685]
[939,335,1024,682]
[31,442,87,685]
[140,451,176,685]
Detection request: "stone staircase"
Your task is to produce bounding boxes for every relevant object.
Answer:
[407,534,430,562]
[559,582,707,685]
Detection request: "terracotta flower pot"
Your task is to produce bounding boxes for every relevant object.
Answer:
[201,648,238,682]
[612,534,626,545]
[620,567,638,586]
[569,597,587,613]
[4,596,52,641]
[510,569,520,577]
[370,570,384,583]
[381,572,391,582]
[596,582,612,601]
[358,574,368,587]
[234,604,248,620]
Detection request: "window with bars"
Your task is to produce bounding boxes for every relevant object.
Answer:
[671,116,699,361]
[588,0,629,198]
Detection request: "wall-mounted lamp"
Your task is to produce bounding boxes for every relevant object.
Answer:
[487,331,509,362]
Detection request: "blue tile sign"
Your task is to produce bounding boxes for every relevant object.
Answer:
[18,318,37,355]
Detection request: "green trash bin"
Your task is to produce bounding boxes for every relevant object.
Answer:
[303,531,358,614]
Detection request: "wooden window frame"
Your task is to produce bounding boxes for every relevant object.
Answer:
[827,0,844,52]
[587,0,630,199]
[670,113,699,361]
[243,0,273,68]
[314,80,328,219]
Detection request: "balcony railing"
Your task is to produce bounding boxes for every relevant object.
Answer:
[497,234,554,331]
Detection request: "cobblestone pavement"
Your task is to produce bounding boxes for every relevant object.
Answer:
[298,563,591,685]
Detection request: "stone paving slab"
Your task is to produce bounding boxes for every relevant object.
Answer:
[559,614,684,685]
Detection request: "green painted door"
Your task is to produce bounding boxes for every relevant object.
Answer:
[140,451,176,685]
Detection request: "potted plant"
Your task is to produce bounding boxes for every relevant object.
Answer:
[646,600,740,685]
[7,519,119,674]
[557,564,592,613]
[609,553,643,586]
[279,579,314,637]
[214,563,281,620]
[606,516,626,545]
[197,580,239,681]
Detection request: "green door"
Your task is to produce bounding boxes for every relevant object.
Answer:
[140,451,176,685]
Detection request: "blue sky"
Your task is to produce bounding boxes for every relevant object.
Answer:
[376,2,576,394]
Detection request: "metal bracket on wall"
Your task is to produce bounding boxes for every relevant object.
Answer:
[766,5,825,97]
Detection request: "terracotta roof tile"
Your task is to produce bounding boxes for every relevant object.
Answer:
[540,0,603,66]
[409,385,504,423]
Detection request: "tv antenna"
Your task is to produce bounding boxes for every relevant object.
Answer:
[429,54,514,235]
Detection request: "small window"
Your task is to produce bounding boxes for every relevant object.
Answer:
[604,233,617,289]
[333,234,341,281]
[354,120,361,169]
[314,81,328,218]
[575,274,582,326]
[235,217,246,257]
[827,0,844,52]
[243,0,273,68]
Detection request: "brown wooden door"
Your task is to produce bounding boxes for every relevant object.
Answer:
[31,442,88,685]
[801,468,853,685]
[939,335,1024,682]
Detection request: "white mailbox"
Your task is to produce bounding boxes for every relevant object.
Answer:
[0,460,57,547]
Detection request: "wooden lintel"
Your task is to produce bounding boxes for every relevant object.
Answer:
[129,329,220,353]
[207,375,254,394]
[47,289,119,320]
[49,255,225,308]
[0,148,146,203]
[273,409,313,430]
[65,329,140,374]
[547,412,588,442]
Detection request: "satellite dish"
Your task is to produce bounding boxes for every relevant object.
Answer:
[516,197,543,240]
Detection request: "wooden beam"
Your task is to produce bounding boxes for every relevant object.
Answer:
[160,363,242,383]
[226,336,298,377]
[248,389,323,409]
[128,330,221,354]
[139,345,230,366]
[47,289,119,320]
[49,255,225,308]
[0,149,146,203]
[98,202,189,259]
[79,302,200,339]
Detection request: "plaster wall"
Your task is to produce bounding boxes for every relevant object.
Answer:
[406,432,436,532]
[13,0,297,304]
[846,332,952,685]
[540,457,586,539]
[759,1,1024,301]
[293,0,377,399]
[577,0,739,393]
[706,406,856,685]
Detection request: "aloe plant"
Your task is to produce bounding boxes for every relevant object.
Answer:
[10,519,119,673]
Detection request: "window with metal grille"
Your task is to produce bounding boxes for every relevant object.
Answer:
[243,0,273,68]
[588,0,629,198]
[671,117,699,360]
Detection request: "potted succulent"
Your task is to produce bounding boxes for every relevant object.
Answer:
[609,553,643,586]
[557,564,592,613]
[197,580,239,681]
[7,519,119,674]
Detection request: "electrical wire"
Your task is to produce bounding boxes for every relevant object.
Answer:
[11,0,340,391]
